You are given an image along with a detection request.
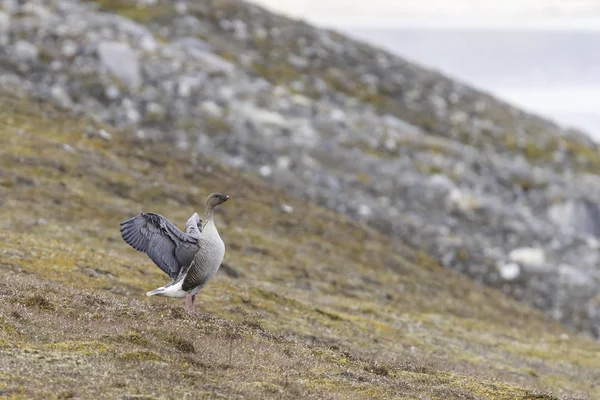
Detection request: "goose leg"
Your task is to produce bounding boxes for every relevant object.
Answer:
[184,293,192,314]
[191,294,197,314]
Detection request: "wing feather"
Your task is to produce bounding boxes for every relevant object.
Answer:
[120,213,199,279]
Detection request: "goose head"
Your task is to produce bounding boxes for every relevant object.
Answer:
[206,193,230,209]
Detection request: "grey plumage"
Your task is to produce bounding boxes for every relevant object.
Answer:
[120,212,199,279]
[119,193,230,313]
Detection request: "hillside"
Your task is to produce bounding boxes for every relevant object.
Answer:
[1,88,600,398]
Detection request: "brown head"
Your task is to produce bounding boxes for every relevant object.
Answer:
[205,193,230,210]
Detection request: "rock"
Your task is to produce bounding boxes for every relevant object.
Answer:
[174,2,188,15]
[497,262,520,281]
[86,129,112,141]
[259,165,272,177]
[140,35,157,52]
[177,75,206,97]
[330,109,345,122]
[194,51,235,74]
[429,174,456,192]
[508,248,547,272]
[0,11,10,33]
[13,40,38,62]
[548,199,600,237]
[384,138,397,151]
[105,86,120,100]
[50,86,72,107]
[231,20,248,41]
[448,188,482,212]
[97,41,141,88]
[240,105,287,129]
[358,204,372,218]
[198,101,221,118]
[288,54,309,69]
[558,264,590,287]
[276,156,292,170]
[61,40,78,57]
[280,204,293,213]
[146,102,165,118]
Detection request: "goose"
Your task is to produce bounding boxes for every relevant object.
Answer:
[120,193,230,314]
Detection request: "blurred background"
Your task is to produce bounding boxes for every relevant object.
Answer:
[2,1,600,397]
[255,0,600,139]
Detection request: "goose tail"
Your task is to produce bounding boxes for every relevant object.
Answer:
[146,287,165,297]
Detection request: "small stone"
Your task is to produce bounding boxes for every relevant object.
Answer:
[475,100,487,113]
[175,2,188,14]
[280,204,293,213]
[558,264,590,287]
[177,75,206,97]
[146,102,165,118]
[105,86,120,100]
[195,52,235,74]
[429,174,456,191]
[140,35,157,52]
[330,109,346,122]
[97,41,141,88]
[509,248,546,271]
[14,40,39,62]
[358,204,372,217]
[384,138,397,151]
[50,60,62,71]
[199,101,222,118]
[97,129,112,141]
[448,188,481,212]
[276,156,292,169]
[61,40,78,57]
[62,144,75,153]
[288,54,308,68]
[50,85,72,107]
[0,11,10,33]
[586,236,600,250]
[232,20,248,41]
[497,262,520,281]
[259,165,272,177]
[126,107,141,123]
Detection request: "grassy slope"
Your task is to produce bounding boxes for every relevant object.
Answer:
[0,92,599,399]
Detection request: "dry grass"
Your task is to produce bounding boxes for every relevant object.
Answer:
[0,91,598,399]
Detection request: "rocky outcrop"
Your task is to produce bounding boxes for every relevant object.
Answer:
[1,0,599,337]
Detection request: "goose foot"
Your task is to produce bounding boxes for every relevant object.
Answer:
[184,293,199,316]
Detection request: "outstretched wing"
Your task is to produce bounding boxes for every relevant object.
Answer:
[185,212,202,239]
[120,213,199,279]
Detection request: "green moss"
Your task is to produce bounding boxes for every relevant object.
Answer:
[315,308,344,321]
[91,0,172,23]
[23,294,55,311]
[0,317,20,337]
[118,330,150,347]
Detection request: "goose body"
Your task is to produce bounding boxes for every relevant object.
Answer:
[120,193,229,313]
